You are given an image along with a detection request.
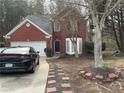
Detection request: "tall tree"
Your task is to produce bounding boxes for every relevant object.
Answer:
[34,0,45,15]
[55,0,65,13]
[86,0,122,68]
[64,8,81,58]
[106,2,124,53]
[0,0,28,35]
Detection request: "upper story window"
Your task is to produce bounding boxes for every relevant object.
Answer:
[75,20,80,31]
[54,22,60,32]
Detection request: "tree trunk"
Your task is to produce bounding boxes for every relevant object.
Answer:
[70,38,79,58]
[73,42,79,58]
[94,24,103,68]
[111,15,121,51]
[117,11,124,52]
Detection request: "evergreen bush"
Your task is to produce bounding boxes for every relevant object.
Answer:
[44,48,53,57]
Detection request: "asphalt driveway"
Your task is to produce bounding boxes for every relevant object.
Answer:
[0,57,49,93]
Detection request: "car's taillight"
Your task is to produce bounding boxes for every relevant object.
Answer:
[20,55,30,59]
[20,56,25,59]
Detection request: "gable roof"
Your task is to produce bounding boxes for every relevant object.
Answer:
[25,15,52,35]
[5,15,52,37]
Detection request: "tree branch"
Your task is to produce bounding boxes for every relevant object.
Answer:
[100,0,122,28]
[55,0,89,8]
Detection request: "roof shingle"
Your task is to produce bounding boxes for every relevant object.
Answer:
[25,15,52,35]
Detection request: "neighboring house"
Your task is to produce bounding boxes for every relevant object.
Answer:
[5,15,52,56]
[51,7,87,55]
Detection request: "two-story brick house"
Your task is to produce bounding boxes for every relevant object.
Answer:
[51,7,87,55]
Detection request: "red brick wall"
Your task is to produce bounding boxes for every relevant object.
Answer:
[52,16,87,54]
[10,22,47,41]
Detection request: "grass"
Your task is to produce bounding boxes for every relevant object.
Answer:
[104,56,124,70]
[112,56,124,60]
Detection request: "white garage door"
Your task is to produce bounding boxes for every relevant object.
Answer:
[11,41,46,56]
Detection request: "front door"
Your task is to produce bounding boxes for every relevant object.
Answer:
[55,40,61,53]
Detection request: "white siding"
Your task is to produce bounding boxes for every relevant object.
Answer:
[11,41,46,56]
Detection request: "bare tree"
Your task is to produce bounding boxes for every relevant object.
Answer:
[86,0,122,68]
[106,2,124,53]
[64,9,80,58]
[34,0,45,15]
[54,7,82,58]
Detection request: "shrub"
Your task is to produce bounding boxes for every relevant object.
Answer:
[86,42,94,51]
[102,42,106,51]
[0,44,5,48]
[44,48,53,57]
[86,42,106,52]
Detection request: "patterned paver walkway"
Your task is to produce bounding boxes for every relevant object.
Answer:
[45,61,73,93]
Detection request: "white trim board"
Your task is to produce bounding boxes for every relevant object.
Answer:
[5,19,51,38]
